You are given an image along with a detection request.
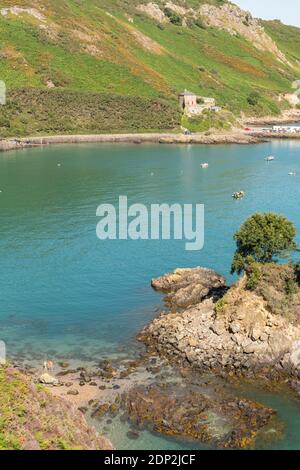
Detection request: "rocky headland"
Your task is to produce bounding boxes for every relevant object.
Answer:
[139,266,300,380]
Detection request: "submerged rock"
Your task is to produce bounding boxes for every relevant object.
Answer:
[122,382,275,448]
[126,431,140,440]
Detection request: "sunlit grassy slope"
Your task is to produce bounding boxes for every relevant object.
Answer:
[0,0,299,136]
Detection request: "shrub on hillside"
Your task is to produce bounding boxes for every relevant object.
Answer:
[164,8,182,26]
[247,91,260,106]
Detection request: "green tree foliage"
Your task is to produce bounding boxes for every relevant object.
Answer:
[231,213,297,275]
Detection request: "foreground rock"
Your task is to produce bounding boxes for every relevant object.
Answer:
[140,265,300,378]
[39,373,59,386]
[122,382,276,448]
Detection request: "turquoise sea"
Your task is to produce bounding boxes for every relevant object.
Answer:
[1,140,300,449]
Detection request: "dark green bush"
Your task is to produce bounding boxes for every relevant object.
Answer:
[247,91,260,106]
[164,8,182,26]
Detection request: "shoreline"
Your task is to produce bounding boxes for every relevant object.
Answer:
[7,265,300,450]
[251,132,300,139]
[13,342,286,450]
[1,129,300,154]
[0,131,264,152]
[243,112,300,126]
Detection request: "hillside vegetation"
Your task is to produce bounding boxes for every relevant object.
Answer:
[0,366,111,450]
[0,89,180,137]
[0,0,299,136]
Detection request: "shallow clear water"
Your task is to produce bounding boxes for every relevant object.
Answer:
[1,140,300,449]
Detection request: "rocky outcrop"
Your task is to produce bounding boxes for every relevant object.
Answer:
[139,266,300,378]
[199,4,290,65]
[122,382,276,448]
[0,7,45,22]
[137,2,290,66]
[151,267,226,308]
[137,3,168,23]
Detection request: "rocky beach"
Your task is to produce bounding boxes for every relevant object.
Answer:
[14,346,282,450]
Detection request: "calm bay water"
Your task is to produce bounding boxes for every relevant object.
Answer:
[1,140,300,449]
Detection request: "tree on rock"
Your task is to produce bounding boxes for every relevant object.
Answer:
[231,212,297,275]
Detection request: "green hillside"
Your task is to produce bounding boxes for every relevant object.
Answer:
[263,20,300,66]
[0,0,299,136]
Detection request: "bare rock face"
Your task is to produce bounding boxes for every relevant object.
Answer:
[140,267,300,378]
[198,3,290,65]
[122,382,276,448]
[136,3,168,23]
[136,2,289,66]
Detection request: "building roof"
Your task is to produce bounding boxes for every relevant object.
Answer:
[179,89,196,97]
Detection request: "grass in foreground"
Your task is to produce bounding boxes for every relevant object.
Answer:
[0,366,105,450]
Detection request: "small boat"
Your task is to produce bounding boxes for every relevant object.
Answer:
[232,191,245,200]
[288,172,296,176]
[265,156,275,161]
[200,163,209,169]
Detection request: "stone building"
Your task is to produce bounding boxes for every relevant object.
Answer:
[179,90,217,116]
[179,90,197,111]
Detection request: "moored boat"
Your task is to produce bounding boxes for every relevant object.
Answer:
[232,191,245,199]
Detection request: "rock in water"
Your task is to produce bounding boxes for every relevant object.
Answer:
[151,267,226,308]
[141,265,300,378]
[122,383,276,448]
